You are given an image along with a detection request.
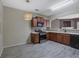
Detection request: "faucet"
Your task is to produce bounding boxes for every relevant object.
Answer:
[63,29,67,32]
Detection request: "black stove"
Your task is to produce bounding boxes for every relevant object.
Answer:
[39,32,46,40]
[35,29,46,40]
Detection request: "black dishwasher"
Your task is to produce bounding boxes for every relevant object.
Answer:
[70,35,79,49]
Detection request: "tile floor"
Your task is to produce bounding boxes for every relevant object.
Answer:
[1,41,79,58]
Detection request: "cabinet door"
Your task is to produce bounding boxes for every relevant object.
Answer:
[31,34,35,43]
[44,20,48,27]
[46,32,51,40]
[57,34,63,43]
[51,33,57,41]
[32,18,37,27]
[63,34,70,45]
[31,33,39,43]
[46,32,49,40]
[37,17,41,22]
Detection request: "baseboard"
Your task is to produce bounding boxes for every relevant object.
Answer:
[0,47,3,57]
[4,42,26,48]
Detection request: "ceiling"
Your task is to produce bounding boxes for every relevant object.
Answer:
[1,0,79,17]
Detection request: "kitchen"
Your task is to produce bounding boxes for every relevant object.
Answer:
[1,0,79,58]
[31,16,79,49]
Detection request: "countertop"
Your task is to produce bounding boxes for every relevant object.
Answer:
[31,30,79,35]
[31,32,39,34]
[46,31,79,35]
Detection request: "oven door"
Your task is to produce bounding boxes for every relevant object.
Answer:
[39,32,46,40]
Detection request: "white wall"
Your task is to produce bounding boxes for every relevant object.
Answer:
[0,0,3,56]
[77,22,79,29]
[51,20,60,30]
[3,6,31,48]
[58,14,79,19]
[51,13,79,20]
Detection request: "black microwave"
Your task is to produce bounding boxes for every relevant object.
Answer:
[37,22,44,27]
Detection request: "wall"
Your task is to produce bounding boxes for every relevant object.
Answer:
[77,22,79,29]
[0,0,3,56]
[74,18,79,29]
[60,19,75,28]
[51,19,76,29]
[51,19,60,30]
[58,14,79,19]
[50,13,79,30]
[59,14,79,29]
[3,6,31,48]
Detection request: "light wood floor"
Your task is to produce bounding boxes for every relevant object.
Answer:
[1,41,79,58]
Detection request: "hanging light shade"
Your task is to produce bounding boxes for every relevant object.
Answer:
[24,12,32,20]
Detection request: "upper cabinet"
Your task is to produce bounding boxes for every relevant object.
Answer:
[31,16,49,27]
[31,17,37,27]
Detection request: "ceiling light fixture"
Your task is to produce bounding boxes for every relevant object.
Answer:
[26,0,31,3]
[49,0,73,11]
[24,12,32,20]
[35,9,39,11]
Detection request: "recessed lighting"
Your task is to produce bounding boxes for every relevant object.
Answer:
[49,0,73,11]
[35,9,39,11]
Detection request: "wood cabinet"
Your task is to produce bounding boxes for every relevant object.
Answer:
[31,33,40,44]
[31,18,37,27]
[44,20,48,27]
[57,33,70,45]
[51,33,57,41]
[63,34,70,45]
[47,32,70,45]
[46,32,51,40]
[31,16,48,27]
[46,32,57,41]
[57,33,63,43]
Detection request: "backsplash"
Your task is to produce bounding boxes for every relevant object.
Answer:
[64,29,79,33]
[47,27,79,33]
[51,18,79,30]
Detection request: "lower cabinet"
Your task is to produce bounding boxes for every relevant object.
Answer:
[57,33,63,43]
[47,32,57,41]
[31,33,40,44]
[47,32,70,45]
[63,34,70,45]
[51,33,57,41]
[46,32,51,40]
